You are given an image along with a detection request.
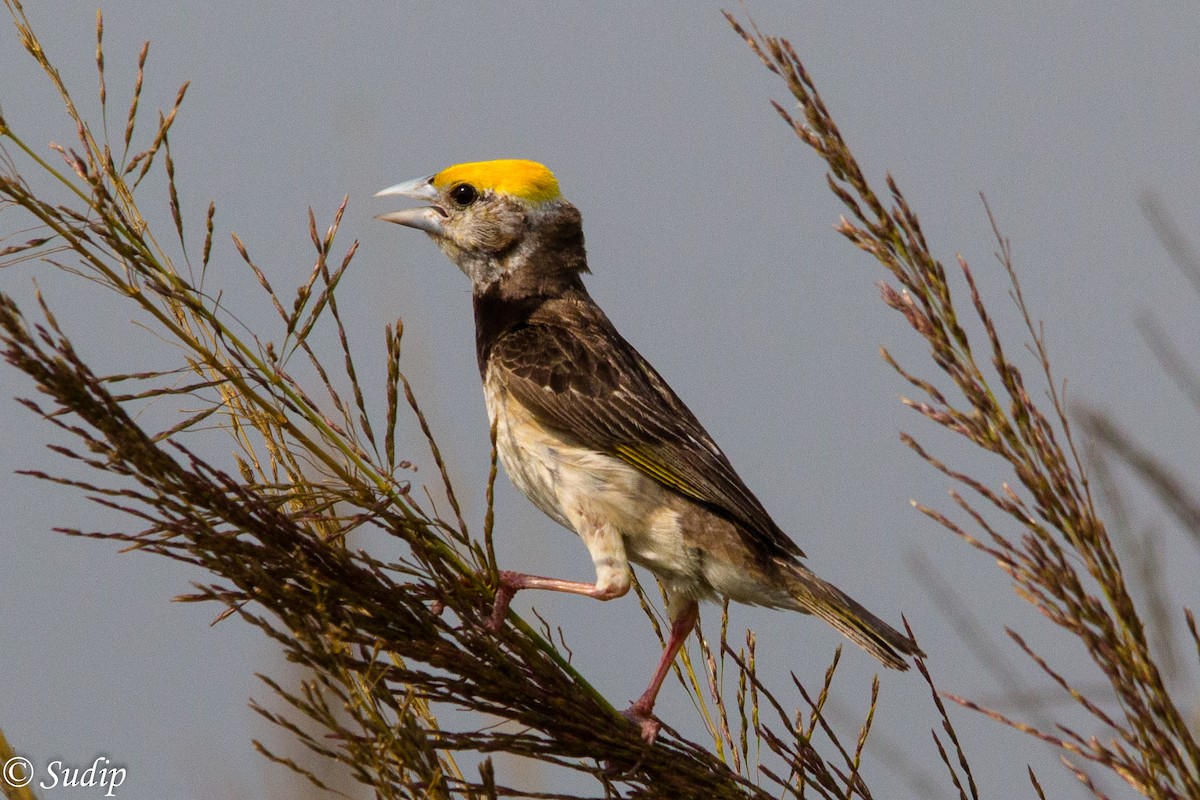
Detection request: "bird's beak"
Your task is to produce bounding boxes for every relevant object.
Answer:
[374,176,446,235]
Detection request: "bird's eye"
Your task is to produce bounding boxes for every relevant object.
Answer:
[449,183,478,206]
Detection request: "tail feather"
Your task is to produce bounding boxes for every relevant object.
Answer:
[780,560,924,670]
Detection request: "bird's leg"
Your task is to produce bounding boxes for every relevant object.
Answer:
[487,569,629,630]
[623,598,699,743]
[488,515,632,630]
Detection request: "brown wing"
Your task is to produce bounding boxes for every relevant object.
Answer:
[488,309,804,561]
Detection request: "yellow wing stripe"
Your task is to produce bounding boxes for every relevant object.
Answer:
[613,444,709,503]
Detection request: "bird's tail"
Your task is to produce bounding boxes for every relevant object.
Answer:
[778,559,924,670]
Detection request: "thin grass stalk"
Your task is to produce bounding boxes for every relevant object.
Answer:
[725,9,1200,798]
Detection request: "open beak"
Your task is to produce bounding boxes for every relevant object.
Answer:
[374,176,446,235]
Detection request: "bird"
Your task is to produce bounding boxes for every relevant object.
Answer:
[375,159,922,741]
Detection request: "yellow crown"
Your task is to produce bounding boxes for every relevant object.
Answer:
[432,159,561,204]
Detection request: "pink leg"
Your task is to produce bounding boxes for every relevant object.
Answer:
[488,569,629,631]
[623,599,700,743]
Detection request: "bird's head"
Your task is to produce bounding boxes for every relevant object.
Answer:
[376,159,588,293]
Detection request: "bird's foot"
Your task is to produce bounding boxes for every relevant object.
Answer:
[485,570,519,632]
[621,701,661,744]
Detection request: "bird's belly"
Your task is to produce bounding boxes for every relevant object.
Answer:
[486,384,702,586]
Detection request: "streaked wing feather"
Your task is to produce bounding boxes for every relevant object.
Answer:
[490,318,803,560]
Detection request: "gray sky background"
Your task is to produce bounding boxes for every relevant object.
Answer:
[2,3,1199,798]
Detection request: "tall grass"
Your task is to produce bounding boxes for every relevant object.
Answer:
[1,2,1196,797]
[724,13,1200,799]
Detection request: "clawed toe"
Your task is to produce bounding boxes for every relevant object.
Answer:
[485,570,519,632]
[621,703,661,744]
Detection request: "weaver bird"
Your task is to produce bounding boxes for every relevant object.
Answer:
[376,159,922,741]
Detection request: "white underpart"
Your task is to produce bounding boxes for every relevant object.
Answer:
[484,375,705,601]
